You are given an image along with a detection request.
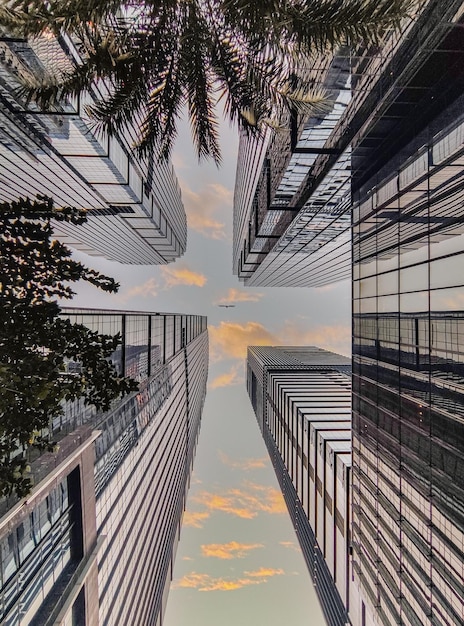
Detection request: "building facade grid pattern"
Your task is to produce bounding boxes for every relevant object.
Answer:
[0,310,208,626]
[246,346,352,626]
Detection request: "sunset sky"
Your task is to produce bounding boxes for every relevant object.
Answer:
[71,118,351,625]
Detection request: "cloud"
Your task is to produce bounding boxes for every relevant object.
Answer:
[173,572,215,590]
[279,321,351,357]
[201,541,264,560]
[215,288,264,305]
[209,364,243,389]
[239,481,287,514]
[160,265,207,288]
[173,573,262,592]
[245,568,284,578]
[192,492,255,519]
[218,451,268,471]
[172,568,285,592]
[183,511,211,528]
[209,318,351,364]
[209,321,279,362]
[182,183,231,240]
[188,483,286,522]
[279,541,300,552]
[117,277,159,303]
[117,265,207,302]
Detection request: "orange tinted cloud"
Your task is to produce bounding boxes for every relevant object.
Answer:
[218,451,268,471]
[209,364,243,389]
[209,320,351,363]
[173,569,284,592]
[190,483,286,520]
[215,288,264,305]
[245,567,284,578]
[173,572,213,589]
[194,492,255,519]
[182,183,231,239]
[119,267,208,301]
[232,482,287,515]
[202,578,261,591]
[279,322,351,358]
[118,277,159,302]
[201,541,264,560]
[183,511,211,528]
[209,321,280,362]
[280,541,300,552]
[161,265,207,288]
[173,573,262,592]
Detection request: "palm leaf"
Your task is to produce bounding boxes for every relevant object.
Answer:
[180,1,221,162]
[221,0,415,51]
[15,27,136,109]
[1,0,415,162]
[136,6,184,160]
[6,0,124,35]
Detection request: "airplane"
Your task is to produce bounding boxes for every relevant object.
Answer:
[218,304,236,308]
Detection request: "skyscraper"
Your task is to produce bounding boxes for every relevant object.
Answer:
[0,34,186,264]
[246,346,352,626]
[232,1,454,291]
[240,4,464,625]
[233,51,352,288]
[352,1,464,624]
[0,309,208,626]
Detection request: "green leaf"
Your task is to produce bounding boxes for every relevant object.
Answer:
[0,196,138,497]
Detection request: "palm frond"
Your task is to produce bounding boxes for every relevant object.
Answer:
[221,0,415,52]
[5,0,124,35]
[0,6,38,34]
[210,30,256,135]
[180,0,221,162]
[15,66,93,110]
[285,0,416,51]
[84,75,148,138]
[15,25,141,111]
[136,7,185,160]
[2,0,415,162]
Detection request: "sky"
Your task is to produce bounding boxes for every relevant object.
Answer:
[71,117,351,625]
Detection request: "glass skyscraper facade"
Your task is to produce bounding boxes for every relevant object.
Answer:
[0,34,186,264]
[247,346,352,626]
[241,4,464,625]
[352,2,464,624]
[232,2,451,291]
[0,310,208,626]
[233,52,352,288]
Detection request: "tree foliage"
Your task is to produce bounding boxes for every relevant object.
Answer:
[0,0,415,162]
[0,196,138,498]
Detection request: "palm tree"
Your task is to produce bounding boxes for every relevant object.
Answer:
[0,0,414,162]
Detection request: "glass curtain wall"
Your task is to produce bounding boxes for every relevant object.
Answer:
[352,110,464,626]
[0,310,208,626]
